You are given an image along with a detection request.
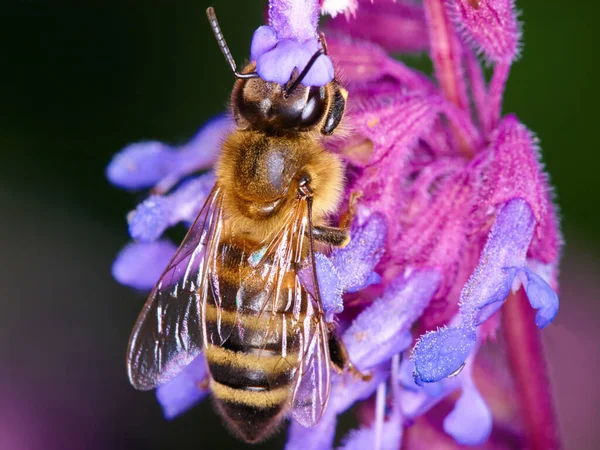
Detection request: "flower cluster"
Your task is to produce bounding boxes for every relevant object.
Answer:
[108,0,562,448]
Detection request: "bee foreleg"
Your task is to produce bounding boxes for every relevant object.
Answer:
[312,226,350,248]
[328,329,372,381]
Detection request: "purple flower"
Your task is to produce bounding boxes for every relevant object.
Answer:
[109,0,563,448]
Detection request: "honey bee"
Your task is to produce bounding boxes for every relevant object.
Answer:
[126,7,366,443]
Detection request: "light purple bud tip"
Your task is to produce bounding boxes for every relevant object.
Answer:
[412,325,477,384]
[106,142,176,190]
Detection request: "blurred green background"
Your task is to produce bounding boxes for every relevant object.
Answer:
[0,1,598,449]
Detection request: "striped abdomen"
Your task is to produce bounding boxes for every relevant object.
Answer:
[204,240,307,443]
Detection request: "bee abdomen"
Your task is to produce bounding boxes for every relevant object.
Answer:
[207,345,296,443]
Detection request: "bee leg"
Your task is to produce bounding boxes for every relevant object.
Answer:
[328,329,372,381]
[312,225,350,247]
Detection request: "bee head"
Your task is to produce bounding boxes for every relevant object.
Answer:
[232,74,328,132]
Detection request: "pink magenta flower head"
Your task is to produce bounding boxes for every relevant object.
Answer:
[108,0,563,448]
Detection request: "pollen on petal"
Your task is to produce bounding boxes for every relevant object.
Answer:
[128,172,216,242]
[112,240,177,290]
[412,325,476,384]
[156,355,209,419]
[443,382,492,445]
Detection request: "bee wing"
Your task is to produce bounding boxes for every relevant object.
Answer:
[126,185,225,391]
[246,195,332,427]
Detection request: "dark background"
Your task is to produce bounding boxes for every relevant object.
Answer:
[0,1,598,449]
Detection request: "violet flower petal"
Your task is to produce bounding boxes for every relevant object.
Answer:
[515,266,559,328]
[112,240,177,290]
[250,25,278,61]
[330,211,386,293]
[461,198,535,325]
[128,172,216,242]
[106,141,176,190]
[412,325,476,384]
[285,411,336,450]
[156,355,209,419]
[299,253,343,321]
[343,269,441,371]
[449,0,520,64]
[256,39,334,86]
[106,115,231,192]
[443,381,492,446]
[251,0,334,86]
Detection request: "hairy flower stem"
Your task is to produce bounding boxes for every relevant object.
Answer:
[423,0,473,158]
[502,290,562,450]
[486,62,511,133]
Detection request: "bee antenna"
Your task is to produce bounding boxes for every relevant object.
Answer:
[284,49,325,97]
[206,7,259,80]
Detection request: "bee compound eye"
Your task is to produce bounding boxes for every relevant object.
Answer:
[299,87,326,128]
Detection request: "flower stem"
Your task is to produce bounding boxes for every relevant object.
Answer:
[486,62,511,133]
[423,0,468,111]
[502,289,562,450]
[423,0,474,158]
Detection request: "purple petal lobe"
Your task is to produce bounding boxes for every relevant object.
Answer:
[107,115,231,192]
[107,141,176,190]
[412,325,476,384]
[257,39,334,86]
[112,240,177,290]
[517,266,559,328]
[343,269,441,370]
[176,116,232,175]
[330,211,386,293]
[156,355,208,419]
[443,382,492,446]
[128,172,215,242]
[250,25,278,61]
[449,0,520,64]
